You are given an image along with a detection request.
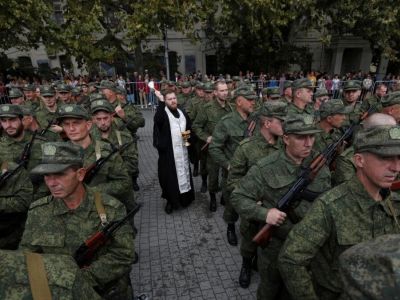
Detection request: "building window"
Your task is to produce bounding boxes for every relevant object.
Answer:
[185,55,196,75]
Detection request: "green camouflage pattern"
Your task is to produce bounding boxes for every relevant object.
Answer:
[19,187,135,289]
[231,149,331,299]
[332,146,355,185]
[0,250,102,300]
[339,234,400,300]
[0,104,24,117]
[0,161,33,249]
[287,102,314,115]
[278,177,400,300]
[292,78,314,91]
[354,125,400,157]
[381,91,400,107]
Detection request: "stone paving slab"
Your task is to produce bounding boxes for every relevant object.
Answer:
[131,109,259,299]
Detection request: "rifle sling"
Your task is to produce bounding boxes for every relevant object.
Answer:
[94,192,108,225]
[25,252,52,300]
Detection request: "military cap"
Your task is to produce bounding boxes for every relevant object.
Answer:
[71,87,81,96]
[56,83,72,93]
[20,105,36,117]
[234,85,257,100]
[243,79,251,84]
[232,76,241,81]
[181,81,191,88]
[115,86,127,95]
[259,101,287,120]
[8,88,23,98]
[267,87,280,98]
[292,78,314,91]
[88,82,97,87]
[40,85,56,97]
[225,78,233,83]
[340,234,400,300]
[31,142,84,175]
[167,81,176,86]
[96,80,117,91]
[319,99,350,119]
[89,93,105,102]
[195,82,204,90]
[190,79,197,87]
[57,104,90,120]
[22,83,36,91]
[283,80,293,89]
[343,80,361,91]
[381,91,400,107]
[0,104,24,118]
[354,125,400,157]
[203,82,214,92]
[91,99,114,114]
[314,88,329,98]
[284,114,321,135]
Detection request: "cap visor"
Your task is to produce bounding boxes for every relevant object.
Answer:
[31,163,72,175]
[286,129,323,135]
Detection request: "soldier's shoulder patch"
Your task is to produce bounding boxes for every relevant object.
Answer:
[29,196,51,210]
[100,192,123,209]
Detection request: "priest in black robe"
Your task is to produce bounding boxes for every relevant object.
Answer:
[153,90,195,214]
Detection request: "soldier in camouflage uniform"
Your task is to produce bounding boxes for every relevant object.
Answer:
[100,81,145,191]
[279,125,400,300]
[266,87,281,101]
[287,78,314,115]
[56,83,74,104]
[90,99,138,212]
[35,85,63,135]
[0,250,101,299]
[228,101,287,288]
[313,99,349,153]
[20,142,135,298]
[381,90,400,123]
[281,80,293,103]
[361,83,388,114]
[209,85,257,245]
[0,160,33,249]
[193,81,233,209]
[231,114,331,300]
[56,104,134,209]
[22,83,41,110]
[341,80,364,123]
[339,234,400,300]
[8,88,26,105]
[313,87,330,111]
[176,81,192,111]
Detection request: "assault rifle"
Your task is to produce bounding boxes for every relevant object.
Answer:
[252,108,373,247]
[39,118,56,136]
[84,141,133,184]
[244,112,259,138]
[0,130,37,188]
[74,203,142,267]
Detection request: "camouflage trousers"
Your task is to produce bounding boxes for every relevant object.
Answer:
[239,219,259,258]
[222,176,239,224]
[207,154,220,193]
[131,142,139,178]
[257,238,290,300]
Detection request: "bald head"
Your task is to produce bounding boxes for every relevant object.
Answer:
[363,113,396,129]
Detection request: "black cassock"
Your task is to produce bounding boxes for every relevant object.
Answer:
[153,102,195,209]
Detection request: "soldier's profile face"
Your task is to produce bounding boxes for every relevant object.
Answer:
[328,114,347,128]
[10,97,24,105]
[61,118,92,142]
[44,167,83,199]
[23,90,34,100]
[42,95,56,108]
[214,83,229,101]
[355,152,400,189]
[0,116,24,138]
[297,88,313,103]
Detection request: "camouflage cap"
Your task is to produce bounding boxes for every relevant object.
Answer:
[319,99,351,119]
[115,86,127,95]
[71,87,81,96]
[232,76,241,82]
[40,85,56,97]
[225,78,233,83]
[56,83,72,93]
[8,88,23,98]
[283,80,293,89]
[259,101,287,120]
[190,79,197,87]
[22,83,36,91]
[314,88,329,98]
[381,91,400,107]
[234,85,257,100]
[167,80,176,86]
[203,82,214,92]
[340,234,400,300]
[181,81,191,88]
[20,105,36,117]
[195,82,204,90]
[267,87,280,98]
[343,80,361,91]
[91,99,114,114]
[57,104,90,120]
[354,125,400,157]
[80,82,89,87]
[89,93,105,102]
[0,104,24,118]
[96,80,117,91]
[31,142,84,175]
[284,114,321,135]
[292,78,314,91]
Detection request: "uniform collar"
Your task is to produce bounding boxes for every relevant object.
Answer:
[52,187,92,218]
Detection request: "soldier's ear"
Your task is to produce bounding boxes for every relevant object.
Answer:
[353,153,365,168]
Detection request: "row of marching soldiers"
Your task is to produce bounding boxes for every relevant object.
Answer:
[165,77,400,300]
[0,80,145,298]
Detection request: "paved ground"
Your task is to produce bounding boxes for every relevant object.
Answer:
[130,109,259,300]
